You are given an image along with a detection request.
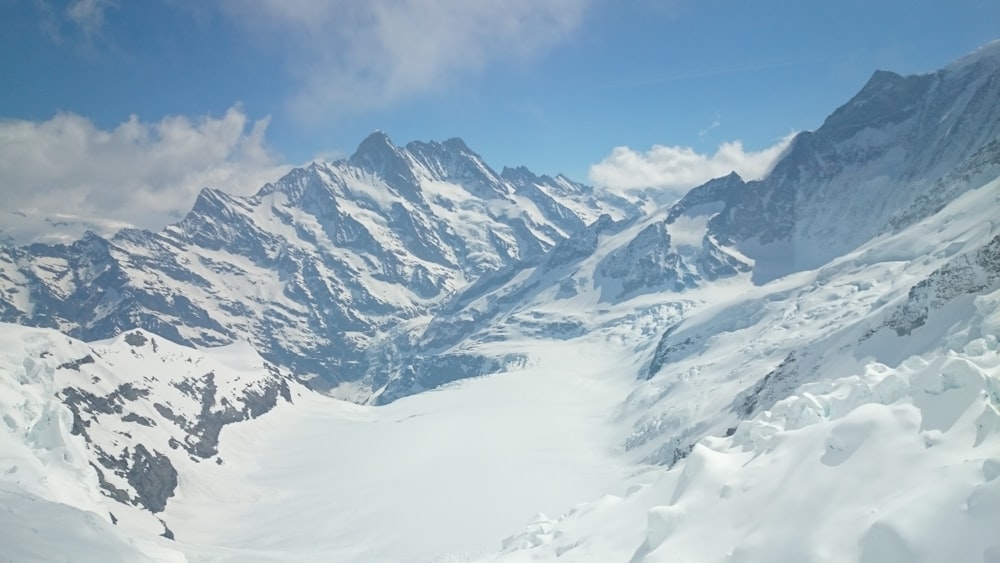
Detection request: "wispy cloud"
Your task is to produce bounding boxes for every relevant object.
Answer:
[698,112,721,140]
[588,133,797,198]
[66,0,116,39]
[220,0,589,122]
[0,107,290,244]
[35,0,117,45]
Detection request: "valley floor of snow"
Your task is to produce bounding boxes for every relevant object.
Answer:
[161,332,658,562]
[9,279,999,563]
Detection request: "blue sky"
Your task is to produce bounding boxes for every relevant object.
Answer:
[1,0,998,242]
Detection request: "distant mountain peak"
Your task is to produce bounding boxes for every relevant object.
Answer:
[500,165,543,184]
[350,130,400,163]
[441,137,471,153]
[404,137,478,160]
[347,130,423,200]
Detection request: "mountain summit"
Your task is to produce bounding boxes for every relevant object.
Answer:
[0,134,638,393]
[705,48,1000,281]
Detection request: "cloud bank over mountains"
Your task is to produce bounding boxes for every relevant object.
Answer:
[0,99,796,243]
[589,134,796,197]
[0,106,288,243]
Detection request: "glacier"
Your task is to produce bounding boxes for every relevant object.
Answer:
[1,40,999,562]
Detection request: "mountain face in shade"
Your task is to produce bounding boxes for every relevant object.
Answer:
[704,45,1000,281]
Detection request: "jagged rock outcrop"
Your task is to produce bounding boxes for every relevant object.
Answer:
[6,326,294,514]
[888,233,1000,336]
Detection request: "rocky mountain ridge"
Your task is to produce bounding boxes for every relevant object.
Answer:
[1,44,999,406]
[0,134,641,395]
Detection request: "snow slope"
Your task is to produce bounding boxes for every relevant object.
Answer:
[466,166,1000,563]
[483,285,1000,563]
[0,321,660,562]
[160,333,653,562]
[0,324,293,560]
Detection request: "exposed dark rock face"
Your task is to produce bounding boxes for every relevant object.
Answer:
[645,324,700,381]
[49,330,295,513]
[888,234,1000,336]
[90,462,131,505]
[63,383,151,437]
[159,519,175,540]
[598,223,691,297]
[731,353,800,419]
[169,370,292,458]
[127,445,178,513]
[122,412,154,426]
[57,354,95,371]
[374,353,527,406]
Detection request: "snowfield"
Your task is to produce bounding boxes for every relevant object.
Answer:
[0,323,657,562]
[162,334,652,562]
[485,288,1000,563]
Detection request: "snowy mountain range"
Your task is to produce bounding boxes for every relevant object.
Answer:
[0,132,639,398]
[2,41,1000,562]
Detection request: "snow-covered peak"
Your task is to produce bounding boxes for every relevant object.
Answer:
[500,165,546,186]
[700,44,1000,282]
[441,135,473,153]
[0,131,642,392]
[349,129,399,161]
[404,137,512,199]
[666,170,745,223]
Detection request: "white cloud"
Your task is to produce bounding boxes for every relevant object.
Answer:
[588,134,797,198]
[0,106,290,244]
[221,0,588,121]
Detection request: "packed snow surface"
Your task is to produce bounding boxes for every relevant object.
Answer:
[0,323,657,562]
[161,333,650,562]
[484,287,1000,561]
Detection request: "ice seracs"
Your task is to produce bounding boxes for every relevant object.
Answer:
[489,283,1000,563]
